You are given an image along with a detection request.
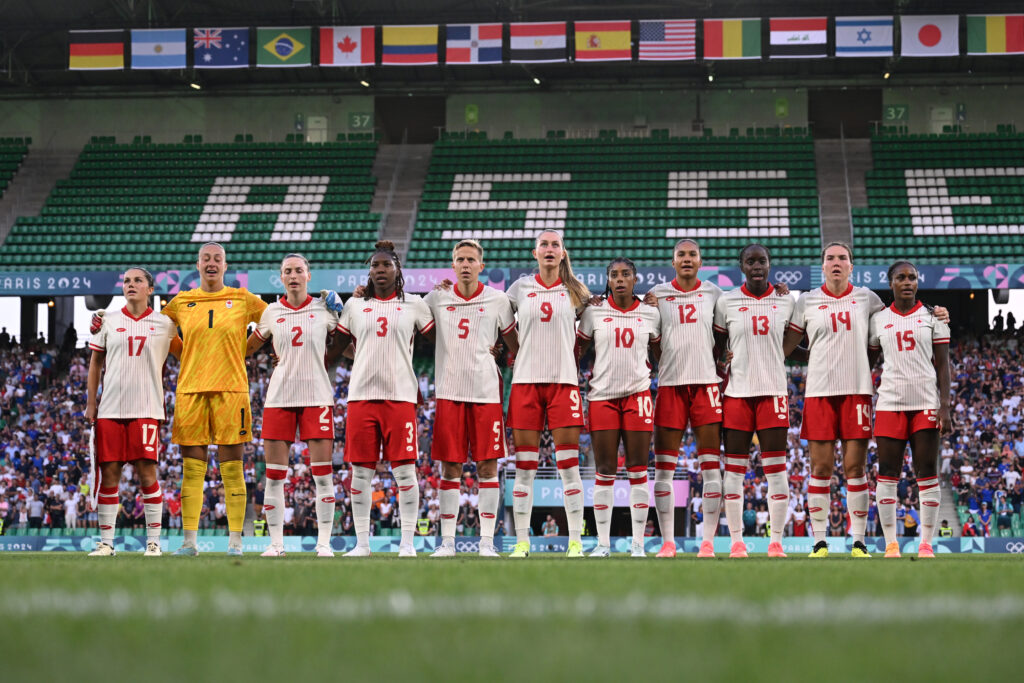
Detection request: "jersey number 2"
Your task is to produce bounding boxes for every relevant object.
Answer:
[291,326,303,347]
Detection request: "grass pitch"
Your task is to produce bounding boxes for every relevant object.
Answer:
[0,552,1020,682]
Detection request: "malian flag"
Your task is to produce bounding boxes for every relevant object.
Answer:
[703,18,761,59]
[769,17,827,58]
[510,22,567,63]
[446,24,503,64]
[901,15,959,57]
[319,26,375,66]
[69,29,125,70]
[967,15,1024,55]
[574,20,631,61]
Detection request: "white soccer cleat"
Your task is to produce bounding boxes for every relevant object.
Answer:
[261,544,286,557]
[478,540,501,558]
[88,542,116,557]
[398,543,417,558]
[343,545,372,558]
[430,543,456,558]
[630,541,646,558]
[589,544,611,558]
[314,544,335,558]
[143,542,162,557]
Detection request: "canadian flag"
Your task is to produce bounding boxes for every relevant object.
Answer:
[319,26,375,66]
[901,15,959,57]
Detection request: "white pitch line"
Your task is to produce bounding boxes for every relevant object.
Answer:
[2,591,1024,623]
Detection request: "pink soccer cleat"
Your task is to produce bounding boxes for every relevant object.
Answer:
[767,542,787,558]
[884,542,902,559]
[917,542,935,558]
[655,541,677,558]
[729,541,748,558]
[697,540,715,558]
[261,544,286,557]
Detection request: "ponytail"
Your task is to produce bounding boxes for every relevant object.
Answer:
[558,249,590,309]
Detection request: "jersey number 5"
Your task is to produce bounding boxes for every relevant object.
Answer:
[458,318,470,339]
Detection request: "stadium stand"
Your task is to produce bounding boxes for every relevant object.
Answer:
[0,139,381,270]
[407,135,822,267]
[0,138,30,197]
[853,131,1024,263]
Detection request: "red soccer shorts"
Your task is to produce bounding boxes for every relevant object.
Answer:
[589,391,654,432]
[653,384,723,430]
[507,383,584,431]
[432,399,507,462]
[723,395,790,432]
[344,400,419,463]
[800,395,872,441]
[262,406,335,442]
[95,418,161,462]
[874,409,939,440]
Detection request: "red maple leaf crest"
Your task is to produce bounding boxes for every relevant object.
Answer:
[338,36,357,53]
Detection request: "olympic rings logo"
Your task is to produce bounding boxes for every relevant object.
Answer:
[773,271,804,286]
[454,540,479,553]
[269,275,283,288]
[1005,542,1024,553]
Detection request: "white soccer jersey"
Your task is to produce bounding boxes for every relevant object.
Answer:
[254,296,339,408]
[649,279,722,386]
[713,284,796,398]
[425,283,515,403]
[869,302,950,411]
[506,275,583,385]
[788,284,884,397]
[89,307,176,420]
[337,293,434,403]
[578,299,661,401]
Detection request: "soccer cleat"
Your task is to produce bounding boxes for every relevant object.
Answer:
[398,543,416,558]
[884,542,902,559]
[343,545,372,558]
[226,545,244,557]
[430,543,456,558]
[88,542,116,557]
[172,544,199,557]
[917,542,935,559]
[697,540,716,558]
[851,541,871,558]
[478,541,501,558]
[767,542,787,558]
[509,541,531,558]
[144,542,162,557]
[807,541,829,558]
[655,542,677,558]
[729,541,749,558]
[588,544,611,558]
[630,541,646,558]
[566,540,584,558]
[261,544,286,557]
[315,544,335,558]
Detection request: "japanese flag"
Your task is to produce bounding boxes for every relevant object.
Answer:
[901,15,959,56]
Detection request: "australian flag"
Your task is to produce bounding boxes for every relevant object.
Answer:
[194,28,249,69]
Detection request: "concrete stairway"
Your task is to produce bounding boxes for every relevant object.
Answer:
[370,143,433,260]
[0,147,79,245]
[813,139,852,247]
[939,482,961,537]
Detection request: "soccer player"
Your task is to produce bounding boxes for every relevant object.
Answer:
[782,243,948,558]
[507,230,591,559]
[163,242,268,556]
[424,239,518,558]
[577,257,661,558]
[85,267,179,556]
[712,244,799,558]
[246,254,341,558]
[330,241,435,558]
[868,261,951,559]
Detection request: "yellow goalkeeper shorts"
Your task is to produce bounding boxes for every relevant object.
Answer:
[172,391,252,446]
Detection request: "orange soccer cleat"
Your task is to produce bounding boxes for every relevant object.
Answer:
[884,542,902,559]
[697,540,715,558]
[729,541,748,558]
[655,541,677,558]
[767,542,787,558]
[917,542,935,558]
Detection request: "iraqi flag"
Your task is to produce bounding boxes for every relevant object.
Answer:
[509,22,567,63]
[901,15,960,57]
[769,17,827,58]
[446,24,503,64]
[319,26,375,66]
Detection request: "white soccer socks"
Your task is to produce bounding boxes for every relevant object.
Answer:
[762,451,789,545]
[847,475,869,544]
[593,472,615,547]
[141,482,163,544]
[876,475,899,545]
[264,463,288,547]
[97,485,119,547]
[512,447,539,542]
[807,476,831,543]
[350,465,374,548]
[555,445,584,543]
[478,477,500,542]
[918,475,941,543]
[311,464,335,547]
[627,466,649,545]
[653,450,677,542]
[698,450,722,543]
[392,462,419,548]
[723,452,747,543]
[439,476,460,545]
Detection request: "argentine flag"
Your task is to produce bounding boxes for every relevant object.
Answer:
[131,28,187,69]
[835,16,894,57]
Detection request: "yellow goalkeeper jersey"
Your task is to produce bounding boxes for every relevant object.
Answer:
[162,286,267,394]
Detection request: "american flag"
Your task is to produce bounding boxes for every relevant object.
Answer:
[638,19,696,60]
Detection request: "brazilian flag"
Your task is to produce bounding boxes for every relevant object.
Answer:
[257,27,311,67]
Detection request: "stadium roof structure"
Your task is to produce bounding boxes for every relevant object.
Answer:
[2,0,1024,97]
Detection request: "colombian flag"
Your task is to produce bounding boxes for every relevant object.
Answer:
[574,21,632,61]
[967,15,1024,55]
[69,30,125,70]
[382,25,438,65]
[703,18,761,59]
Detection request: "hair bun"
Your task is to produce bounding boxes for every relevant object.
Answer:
[374,240,396,252]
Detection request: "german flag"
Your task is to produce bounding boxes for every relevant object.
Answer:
[69,30,125,70]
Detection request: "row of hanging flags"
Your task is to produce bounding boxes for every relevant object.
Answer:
[68,16,1024,71]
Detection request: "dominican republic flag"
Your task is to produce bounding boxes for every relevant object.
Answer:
[194,28,249,69]
[319,26,375,66]
[769,17,827,58]
[835,16,894,57]
[130,28,186,69]
[638,19,696,61]
[446,24,502,64]
[509,22,566,63]
[901,15,959,57]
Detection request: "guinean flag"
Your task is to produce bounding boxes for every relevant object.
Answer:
[967,15,1024,55]
[704,18,761,59]
[69,29,125,70]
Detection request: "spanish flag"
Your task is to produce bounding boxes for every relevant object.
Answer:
[69,29,125,70]
[703,18,761,60]
[574,20,632,61]
[967,15,1024,55]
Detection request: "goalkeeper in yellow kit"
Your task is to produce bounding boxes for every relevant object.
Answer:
[163,242,267,555]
